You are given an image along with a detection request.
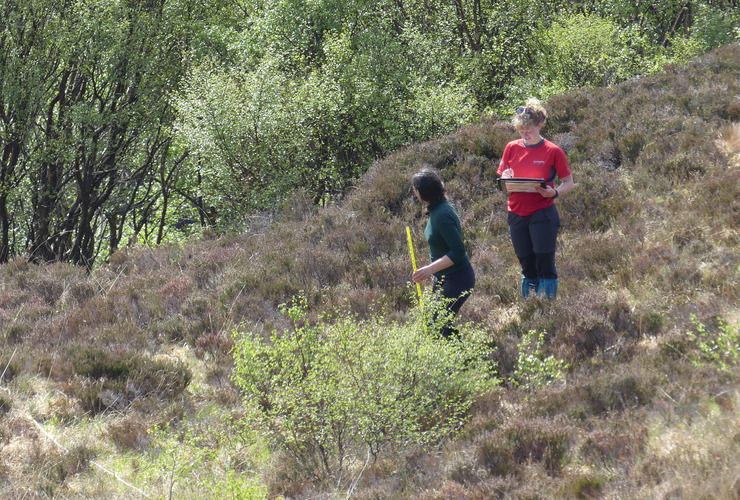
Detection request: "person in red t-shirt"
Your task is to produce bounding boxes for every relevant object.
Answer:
[497,98,576,299]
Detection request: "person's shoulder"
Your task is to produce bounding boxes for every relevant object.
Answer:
[430,200,451,213]
[439,201,460,219]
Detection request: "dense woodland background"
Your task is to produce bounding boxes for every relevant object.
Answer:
[0,1,738,499]
[0,0,737,266]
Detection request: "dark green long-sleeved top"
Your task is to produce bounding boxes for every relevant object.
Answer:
[424,199,471,278]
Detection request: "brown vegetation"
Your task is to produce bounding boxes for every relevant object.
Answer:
[0,45,738,498]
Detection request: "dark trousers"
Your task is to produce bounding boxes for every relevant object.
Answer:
[508,205,560,279]
[432,264,475,338]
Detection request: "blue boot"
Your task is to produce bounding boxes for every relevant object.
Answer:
[521,278,539,298]
[538,278,558,300]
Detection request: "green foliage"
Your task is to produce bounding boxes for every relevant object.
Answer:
[688,3,739,51]
[174,57,297,213]
[174,13,480,215]
[1,0,737,264]
[660,4,740,66]
[232,292,499,480]
[0,8,738,500]
[511,330,569,391]
[405,83,478,141]
[540,13,653,89]
[687,314,739,372]
[140,422,269,500]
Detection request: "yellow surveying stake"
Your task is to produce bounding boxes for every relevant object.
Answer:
[406,226,423,307]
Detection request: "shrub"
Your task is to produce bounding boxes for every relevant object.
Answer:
[477,418,573,476]
[70,348,192,414]
[688,4,739,53]
[558,167,637,233]
[540,13,653,89]
[585,374,652,415]
[565,230,632,282]
[559,471,607,499]
[511,330,569,391]
[687,315,739,372]
[138,421,269,500]
[580,425,646,468]
[0,395,11,416]
[231,293,499,481]
[546,290,640,363]
[3,322,32,344]
[59,279,99,308]
[128,357,193,399]
[42,443,96,494]
[475,432,518,477]
[195,330,234,361]
[27,275,65,306]
[157,275,195,316]
[107,412,152,450]
[151,316,191,343]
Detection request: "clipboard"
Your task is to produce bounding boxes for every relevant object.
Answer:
[497,177,546,193]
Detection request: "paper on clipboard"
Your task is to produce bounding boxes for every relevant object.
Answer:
[498,177,546,193]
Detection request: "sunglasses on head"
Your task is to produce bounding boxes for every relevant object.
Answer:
[515,107,532,115]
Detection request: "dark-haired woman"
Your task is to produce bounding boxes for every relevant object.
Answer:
[498,98,575,299]
[411,169,475,338]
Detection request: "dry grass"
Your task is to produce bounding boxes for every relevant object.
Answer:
[0,45,738,498]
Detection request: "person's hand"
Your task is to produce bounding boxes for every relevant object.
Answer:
[535,185,558,198]
[412,267,432,283]
[501,168,514,179]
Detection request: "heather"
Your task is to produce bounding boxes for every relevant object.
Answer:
[0,45,738,499]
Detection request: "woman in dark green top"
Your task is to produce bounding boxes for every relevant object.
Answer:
[411,169,475,338]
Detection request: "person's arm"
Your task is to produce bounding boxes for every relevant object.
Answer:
[535,146,576,198]
[412,211,465,283]
[535,174,575,198]
[412,255,454,283]
[497,143,513,177]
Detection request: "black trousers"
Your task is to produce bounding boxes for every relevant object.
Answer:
[432,263,475,338]
[507,205,561,280]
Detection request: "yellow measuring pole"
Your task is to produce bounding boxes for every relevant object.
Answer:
[406,226,423,307]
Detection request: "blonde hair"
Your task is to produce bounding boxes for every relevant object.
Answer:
[512,98,547,129]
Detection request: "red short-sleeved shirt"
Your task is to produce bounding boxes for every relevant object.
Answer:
[497,138,571,216]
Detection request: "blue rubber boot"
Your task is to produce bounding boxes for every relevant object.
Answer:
[538,278,558,300]
[521,278,539,298]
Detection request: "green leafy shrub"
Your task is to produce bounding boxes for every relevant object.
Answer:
[139,421,269,500]
[232,293,499,481]
[687,315,738,372]
[687,4,739,53]
[511,330,569,391]
[540,13,654,89]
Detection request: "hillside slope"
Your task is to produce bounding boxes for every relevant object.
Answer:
[0,44,738,499]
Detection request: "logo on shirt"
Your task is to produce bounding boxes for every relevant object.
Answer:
[533,161,545,165]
